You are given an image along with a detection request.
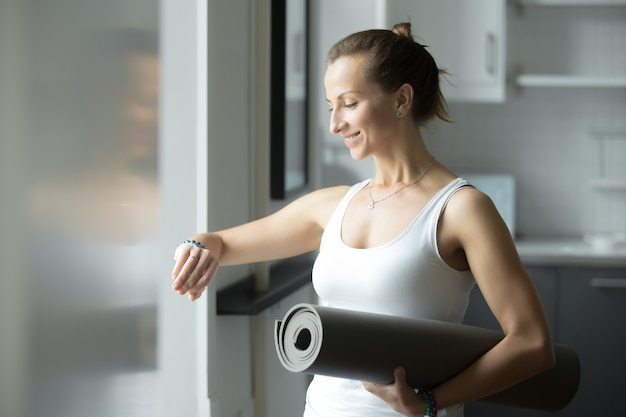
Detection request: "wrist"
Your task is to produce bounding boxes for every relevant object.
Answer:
[182,238,206,250]
[188,233,222,260]
[417,388,437,417]
[405,390,428,417]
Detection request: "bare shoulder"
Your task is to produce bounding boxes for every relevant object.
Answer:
[438,183,521,275]
[440,185,510,246]
[446,186,497,218]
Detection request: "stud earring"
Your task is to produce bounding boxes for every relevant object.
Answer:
[396,112,402,118]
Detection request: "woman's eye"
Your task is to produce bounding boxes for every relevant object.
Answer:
[327,102,356,112]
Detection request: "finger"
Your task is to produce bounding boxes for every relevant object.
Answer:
[393,367,418,401]
[171,244,191,280]
[190,258,219,293]
[172,251,202,292]
[361,381,379,394]
[188,288,205,302]
[394,366,406,384]
[180,252,213,292]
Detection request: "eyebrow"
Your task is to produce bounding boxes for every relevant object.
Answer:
[325,90,363,103]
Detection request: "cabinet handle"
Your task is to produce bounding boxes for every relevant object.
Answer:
[485,33,497,76]
[590,278,626,289]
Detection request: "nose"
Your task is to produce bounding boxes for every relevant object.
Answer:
[329,109,345,135]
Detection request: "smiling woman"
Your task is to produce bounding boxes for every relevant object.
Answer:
[172,21,557,417]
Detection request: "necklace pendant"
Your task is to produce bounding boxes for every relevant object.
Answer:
[368,202,375,210]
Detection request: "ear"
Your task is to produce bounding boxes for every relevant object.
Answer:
[395,83,414,116]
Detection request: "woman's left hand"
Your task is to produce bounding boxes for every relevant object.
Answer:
[362,367,424,417]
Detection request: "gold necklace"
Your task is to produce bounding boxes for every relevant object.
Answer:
[367,156,436,210]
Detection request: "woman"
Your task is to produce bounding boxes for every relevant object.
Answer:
[171,23,555,417]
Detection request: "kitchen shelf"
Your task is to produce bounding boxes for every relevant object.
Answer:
[515,74,626,88]
[588,177,626,191]
[519,0,626,5]
[589,130,626,140]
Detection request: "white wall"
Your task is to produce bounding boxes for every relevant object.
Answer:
[159,0,213,415]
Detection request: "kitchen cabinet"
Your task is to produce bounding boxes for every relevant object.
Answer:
[463,265,626,416]
[513,3,626,89]
[556,267,626,416]
[386,0,506,102]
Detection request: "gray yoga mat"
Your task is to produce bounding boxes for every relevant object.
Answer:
[274,303,580,411]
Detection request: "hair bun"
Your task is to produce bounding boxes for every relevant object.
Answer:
[391,22,413,40]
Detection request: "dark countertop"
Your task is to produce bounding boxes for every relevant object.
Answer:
[216,252,315,315]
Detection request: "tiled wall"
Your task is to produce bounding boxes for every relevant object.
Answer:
[425,4,626,238]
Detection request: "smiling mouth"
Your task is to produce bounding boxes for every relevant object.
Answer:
[343,132,360,146]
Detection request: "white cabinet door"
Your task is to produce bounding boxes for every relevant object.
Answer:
[386,0,506,102]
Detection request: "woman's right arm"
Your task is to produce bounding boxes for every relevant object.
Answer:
[171,185,349,300]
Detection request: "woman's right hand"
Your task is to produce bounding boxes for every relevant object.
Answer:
[171,240,220,301]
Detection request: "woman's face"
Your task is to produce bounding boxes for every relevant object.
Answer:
[324,54,398,160]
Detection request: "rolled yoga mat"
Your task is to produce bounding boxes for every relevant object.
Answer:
[274,303,580,411]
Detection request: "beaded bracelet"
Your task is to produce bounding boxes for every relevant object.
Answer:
[419,388,437,417]
[181,239,206,250]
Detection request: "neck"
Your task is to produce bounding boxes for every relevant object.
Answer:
[371,132,433,186]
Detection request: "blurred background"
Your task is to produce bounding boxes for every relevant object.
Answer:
[1,1,160,416]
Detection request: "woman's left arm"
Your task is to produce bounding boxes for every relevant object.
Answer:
[431,187,556,409]
[364,187,556,416]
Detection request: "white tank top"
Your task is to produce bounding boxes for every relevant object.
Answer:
[304,177,475,417]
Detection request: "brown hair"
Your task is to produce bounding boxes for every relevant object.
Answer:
[327,22,450,124]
